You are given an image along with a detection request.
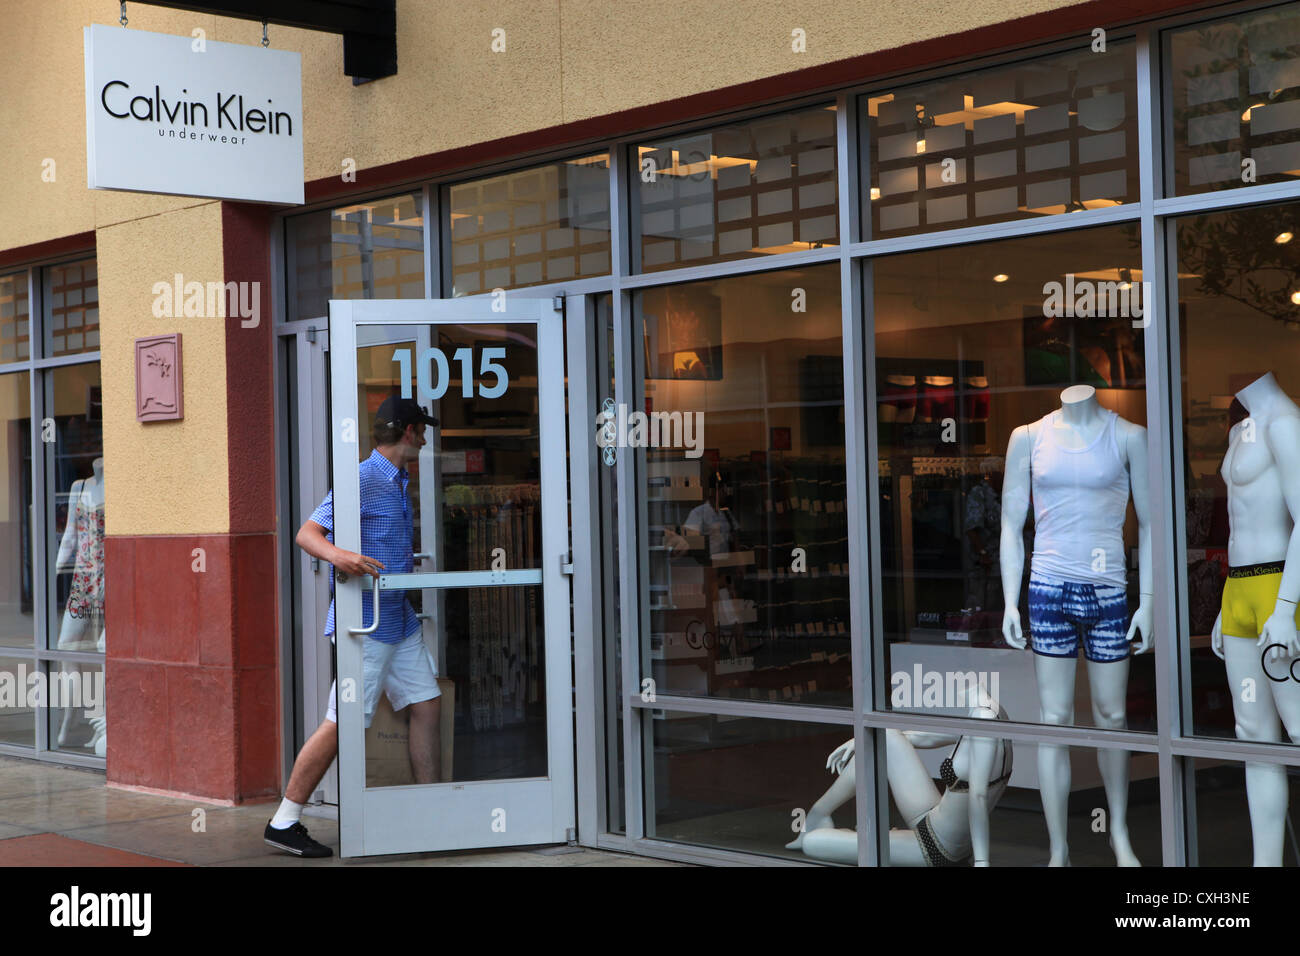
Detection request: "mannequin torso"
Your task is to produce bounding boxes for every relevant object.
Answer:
[1222,374,1300,567]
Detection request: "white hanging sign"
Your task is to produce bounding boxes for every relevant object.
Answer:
[84,24,304,204]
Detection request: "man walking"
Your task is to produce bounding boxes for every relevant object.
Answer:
[264,395,442,858]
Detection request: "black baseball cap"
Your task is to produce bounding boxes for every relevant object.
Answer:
[376,395,439,429]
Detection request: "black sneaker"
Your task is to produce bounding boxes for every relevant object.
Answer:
[264,820,333,858]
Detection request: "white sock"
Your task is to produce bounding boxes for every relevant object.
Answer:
[270,797,304,829]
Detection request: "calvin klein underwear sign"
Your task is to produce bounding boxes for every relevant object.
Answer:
[84,25,303,204]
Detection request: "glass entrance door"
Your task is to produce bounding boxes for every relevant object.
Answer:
[327,297,572,856]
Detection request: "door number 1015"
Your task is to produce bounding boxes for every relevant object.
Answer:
[392,347,509,400]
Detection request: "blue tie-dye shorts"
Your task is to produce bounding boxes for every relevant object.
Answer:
[1028,574,1130,663]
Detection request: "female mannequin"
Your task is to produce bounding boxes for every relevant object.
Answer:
[54,458,105,749]
[788,687,1012,865]
[1000,385,1151,866]
[1212,372,1300,866]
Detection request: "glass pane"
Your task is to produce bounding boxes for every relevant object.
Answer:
[362,585,545,786]
[0,655,35,747]
[1175,202,1300,743]
[1167,3,1300,196]
[0,272,29,364]
[785,719,1158,866]
[286,193,424,321]
[634,265,850,706]
[0,372,32,650]
[863,43,1137,238]
[47,363,105,653]
[42,260,99,359]
[45,658,105,756]
[352,323,541,574]
[647,713,850,860]
[316,320,548,787]
[872,225,1155,732]
[634,106,838,271]
[1192,757,1300,866]
[449,155,610,296]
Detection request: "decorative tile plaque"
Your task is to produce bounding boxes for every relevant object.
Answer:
[135,333,183,422]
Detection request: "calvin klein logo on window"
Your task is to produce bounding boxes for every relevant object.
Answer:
[98,81,295,144]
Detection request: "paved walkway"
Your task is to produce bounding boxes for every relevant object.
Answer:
[0,756,677,867]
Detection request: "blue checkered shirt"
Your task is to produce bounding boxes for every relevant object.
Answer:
[309,449,420,644]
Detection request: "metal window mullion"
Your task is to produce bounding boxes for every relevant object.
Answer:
[624,693,854,724]
[858,707,1163,751]
[620,246,841,289]
[1154,178,1300,216]
[609,138,631,281]
[30,363,48,753]
[613,286,643,844]
[848,203,1142,259]
[568,293,605,844]
[1138,25,1186,867]
[835,90,881,868]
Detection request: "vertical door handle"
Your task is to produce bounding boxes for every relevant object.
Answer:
[347,575,382,636]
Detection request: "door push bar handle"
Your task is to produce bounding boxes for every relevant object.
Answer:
[347,575,382,636]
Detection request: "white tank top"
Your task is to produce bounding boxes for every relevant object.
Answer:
[1029,408,1129,587]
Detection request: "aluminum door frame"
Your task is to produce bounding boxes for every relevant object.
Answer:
[329,296,572,857]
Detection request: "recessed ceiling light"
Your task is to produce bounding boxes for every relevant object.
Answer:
[1276,231,1294,244]
[993,274,1009,283]
[1290,290,1300,305]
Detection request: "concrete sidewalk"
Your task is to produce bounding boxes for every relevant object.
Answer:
[0,756,678,867]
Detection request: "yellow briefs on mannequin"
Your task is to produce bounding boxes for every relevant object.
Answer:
[1221,564,1300,639]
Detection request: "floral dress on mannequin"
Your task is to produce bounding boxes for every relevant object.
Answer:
[57,477,106,651]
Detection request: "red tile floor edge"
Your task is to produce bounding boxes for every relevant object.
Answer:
[0,834,189,866]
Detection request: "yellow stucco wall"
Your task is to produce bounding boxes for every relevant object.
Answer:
[1,0,1091,535]
[96,202,230,535]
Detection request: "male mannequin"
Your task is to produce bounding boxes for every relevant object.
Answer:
[1000,385,1152,866]
[1212,371,1300,867]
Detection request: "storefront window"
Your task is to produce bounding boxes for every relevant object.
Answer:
[0,371,32,652]
[782,722,1161,865]
[1176,201,1300,749]
[47,658,104,757]
[634,264,849,706]
[42,260,98,358]
[448,155,610,296]
[0,655,33,748]
[0,273,29,363]
[1166,2,1300,196]
[648,714,850,860]
[1191,758,1300,865]
[862,43,1137,238]
[633,107,838,271]
[286,192,425,321]
[872,224,1155,740]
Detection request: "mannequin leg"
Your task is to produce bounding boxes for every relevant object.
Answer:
[1086,657,1139,865]
[1034,654,1077,866]
[888,828,928,866]
[787,754,857,849]
[885,728,943,827]
[1223,637,1284,866]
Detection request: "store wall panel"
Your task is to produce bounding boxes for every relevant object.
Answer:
[105,532,278,801]
[97,201,230,537]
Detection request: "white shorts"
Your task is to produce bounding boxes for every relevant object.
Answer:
[326,630,441,728]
